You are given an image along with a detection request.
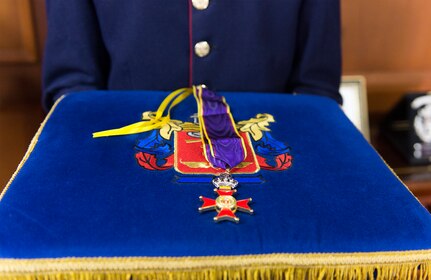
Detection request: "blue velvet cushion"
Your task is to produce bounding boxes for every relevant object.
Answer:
[1,90,431,260]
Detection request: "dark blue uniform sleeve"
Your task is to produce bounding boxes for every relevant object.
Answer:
[42,0,109,110]
[288,0,342,104]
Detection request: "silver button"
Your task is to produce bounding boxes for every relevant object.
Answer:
[194,41,211,57]
[192,0,209,10]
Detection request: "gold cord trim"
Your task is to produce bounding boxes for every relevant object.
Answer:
[0,95,66,202]
[377,152,428,211]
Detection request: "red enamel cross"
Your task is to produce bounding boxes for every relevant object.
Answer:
[198,174,253,223]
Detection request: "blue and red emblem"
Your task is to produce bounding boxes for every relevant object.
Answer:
[134,112,292,174]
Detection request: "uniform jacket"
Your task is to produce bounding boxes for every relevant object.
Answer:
[43,0,342,109]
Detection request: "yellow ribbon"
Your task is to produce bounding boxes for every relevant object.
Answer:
[92,87,193,138]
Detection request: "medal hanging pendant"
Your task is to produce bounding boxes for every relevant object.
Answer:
[199,172,253,223]
[192,85,253,223]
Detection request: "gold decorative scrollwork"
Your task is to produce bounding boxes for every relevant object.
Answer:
[237,114,275,141]
[142,111,183,140]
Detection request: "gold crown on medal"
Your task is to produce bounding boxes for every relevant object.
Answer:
[212,173,238,189]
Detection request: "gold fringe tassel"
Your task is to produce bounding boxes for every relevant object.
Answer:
[1,261,430,280]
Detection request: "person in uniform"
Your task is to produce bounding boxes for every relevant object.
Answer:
[42,0,342,109]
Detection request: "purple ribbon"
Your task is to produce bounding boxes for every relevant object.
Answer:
[197,87,245,169]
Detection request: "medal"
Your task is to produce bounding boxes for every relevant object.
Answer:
[199,172,253,223]
[193,86,252,223]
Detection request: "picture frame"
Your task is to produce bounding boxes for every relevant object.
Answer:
[340,75,370,140]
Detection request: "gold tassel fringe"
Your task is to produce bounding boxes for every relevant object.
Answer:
[0,263,430,280]
[0,255,430,280]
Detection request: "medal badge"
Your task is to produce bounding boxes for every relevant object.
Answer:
[192,86,253,223]
[199,172,253,223]
[93,86,292,223]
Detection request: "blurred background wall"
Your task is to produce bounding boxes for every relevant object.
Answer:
[1,0,431,202]
[0,0,45,188]
[342,0,431,115]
